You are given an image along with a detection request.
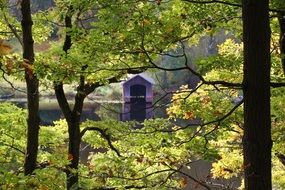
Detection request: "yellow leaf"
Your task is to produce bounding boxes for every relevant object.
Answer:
[6,60,13,75]
[179,177,188,188]
[22,59,34,79]
[142,19,151,25]
[67,153,73,161]
[0,40,12,55]
[184,111,195,119]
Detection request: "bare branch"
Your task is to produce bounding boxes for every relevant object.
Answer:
[80,126,121,157]
[182,0,285,13]
[169,165,211,190]
[3,13,23,46]
[111,168,173,181]
[0,65,26,93]
[203,98,244,127]
[0,142,25,154]
[139,30,242,88]
[270,82,285,88]
[177,98,244,146]
[275,152,285,167]
[182,0,241,8]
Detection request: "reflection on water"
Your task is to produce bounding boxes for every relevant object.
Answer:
[121,101,154,122]
[2,98,166,125]
[5,100,102,125]
[39,109,101,125]
[130,99,146,121]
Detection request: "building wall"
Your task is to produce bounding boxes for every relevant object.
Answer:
[123,76,153,103]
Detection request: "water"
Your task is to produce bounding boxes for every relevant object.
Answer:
[0,98,166,125]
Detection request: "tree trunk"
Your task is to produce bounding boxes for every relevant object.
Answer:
[54,10,85,189]
[54,82,86,189]
[66,120,81,189]
[21,0,40,175]
[53,5,143,189]
[242,0,272,190]
[66,93,85,189]
[278,13,285,75]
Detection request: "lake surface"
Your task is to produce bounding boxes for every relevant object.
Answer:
[0,98,167,125]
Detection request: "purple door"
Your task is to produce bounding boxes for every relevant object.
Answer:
[130,85,146,121]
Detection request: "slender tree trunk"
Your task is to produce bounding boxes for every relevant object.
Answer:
[54,82,86,189]
[278,13,285,75]
[53,10,85,189]
[65,118,81,189]
[242,0,272,189]
[21,0,40,175]
[66,93,85,189]
[66,121,80,189]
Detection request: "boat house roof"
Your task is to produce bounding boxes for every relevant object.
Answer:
[122,73,155,86]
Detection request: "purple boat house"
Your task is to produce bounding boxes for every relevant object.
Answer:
[121,74,155,121]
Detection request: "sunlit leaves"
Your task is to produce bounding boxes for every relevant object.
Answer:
[271,87,285,189]
[79,119,190,189]
[196,38,243,79]
[211,149,242,179]
[32,12,53,43]
[0,0,284,189]
[167,84,240,123]
[0,103,26,188]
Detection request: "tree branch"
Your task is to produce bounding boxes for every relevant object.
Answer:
[182,0,285,13]
[0,142,25,154]
[275,152,285,167]
[54,82,72,121]
[80,127,121,157]
[270,82,285,88]
[83,67,146,95]
[174,98,243,147]
[3,12,23,46]
[171,167,211,190]
[182,0,241,8]
[0,65,26,93]
[140,33,242,88]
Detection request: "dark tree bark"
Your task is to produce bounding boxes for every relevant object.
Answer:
[242,0,272,189]
[54,82,82,190]
[21,0,40,175]
[54,77,99,189]
[278,12,285,75]
[53,11,82,189]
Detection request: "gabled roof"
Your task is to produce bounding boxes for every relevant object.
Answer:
[122,73,155,85]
